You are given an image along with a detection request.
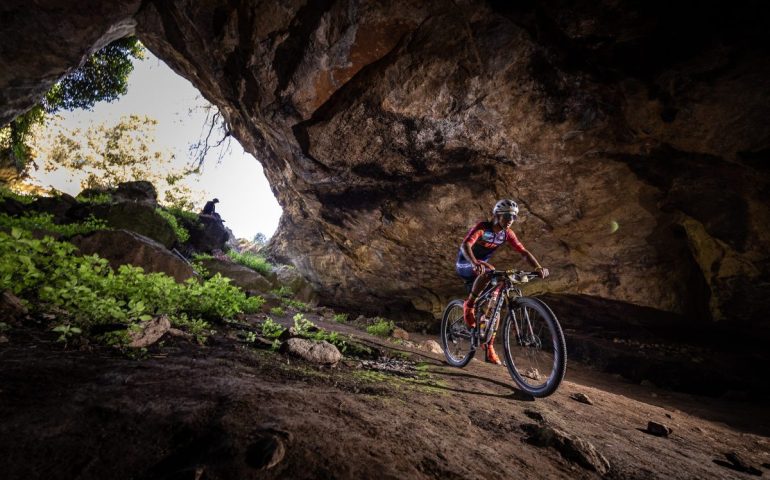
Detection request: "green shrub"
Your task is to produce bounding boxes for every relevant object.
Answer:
[166,206,199,224]
[270,286,293,298]
[0,227,263,343]
[366,318,395,337]
[281,298,309,312]
[76,192,112,205]
[261,317,284,339]
[333,313,348,323]
[155,208,189,243]
[270,306,285,316]
[0,186,36,204]
[0,212,108,237]
[226,250,272,275]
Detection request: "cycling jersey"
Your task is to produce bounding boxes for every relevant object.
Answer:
[455,221,527,281]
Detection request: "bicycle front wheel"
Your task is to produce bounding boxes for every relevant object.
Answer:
[502,296,566,397]
[440,299,476,367]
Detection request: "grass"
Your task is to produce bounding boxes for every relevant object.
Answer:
[227,250,272,275]
[333,313,348,323]
[270,306,285,316]
[281,298,309,312]
[366,317,395,337]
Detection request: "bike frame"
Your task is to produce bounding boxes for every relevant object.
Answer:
[473,270,538,349]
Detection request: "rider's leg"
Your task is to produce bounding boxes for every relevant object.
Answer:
[483,334,502,365]
[463,272,491,328]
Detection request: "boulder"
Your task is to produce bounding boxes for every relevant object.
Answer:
[29,193,78,223]
[523,424,610,475]
[279,338,342,365]
[418,340,443,354]
[646,421,672,437]
[112,181,158,205]
[0,290,28,323]
[199,257,272,293]
[128,315,171,348]
[271,265,316,303]
[391,327,409,341]
[71,229,195,283]
[85,202,177,248]
[186,215,229,253]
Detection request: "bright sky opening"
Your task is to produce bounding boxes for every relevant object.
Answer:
[30,50,282,240]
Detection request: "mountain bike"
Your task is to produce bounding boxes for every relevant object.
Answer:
[440,270,567,397]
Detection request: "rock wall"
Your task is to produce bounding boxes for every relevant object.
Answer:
[1,0,769,327]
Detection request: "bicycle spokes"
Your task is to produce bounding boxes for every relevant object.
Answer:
[505,306,556,388]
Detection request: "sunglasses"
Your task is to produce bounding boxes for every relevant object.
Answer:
[498,213,517,221]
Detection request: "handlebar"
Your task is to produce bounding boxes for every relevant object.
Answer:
[488,269,542,281]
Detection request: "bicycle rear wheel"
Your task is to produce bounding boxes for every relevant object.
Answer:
[501,296,566,397]
[440,299,476,367]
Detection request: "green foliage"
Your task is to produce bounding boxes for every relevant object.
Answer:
[155,208,190,243]
[226,250,272,275]
[76,192,112,205]
[166,206,199,224]
[0,322,10,333]
[261,317,284,339]
[281,298,309,312]
[0,186,36,204]
[366,318,395,337]
[0,212,107,237]
[333,313,348,323]
[293,313,315,334]
[271,286,293,298]
[1,38,145,174]
[52,324,82,344]
[0,228,263,344]
[270,306,285,316]
[44,37,144,112]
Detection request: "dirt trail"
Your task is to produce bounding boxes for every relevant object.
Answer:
[1,315,768,480]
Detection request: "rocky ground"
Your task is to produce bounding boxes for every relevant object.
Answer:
[1,310,768,480]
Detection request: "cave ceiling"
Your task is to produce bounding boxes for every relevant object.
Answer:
[1,0,769,326]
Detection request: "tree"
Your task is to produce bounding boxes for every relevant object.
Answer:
[0,37,145,179]
[253,232,268,245]
[41,114,202,209]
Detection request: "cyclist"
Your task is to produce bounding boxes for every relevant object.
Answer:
[455,199,549,364]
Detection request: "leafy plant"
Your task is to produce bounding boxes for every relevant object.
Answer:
[52,324,82,344]
[0,212,108,237]
[293,313,315,335]
[166,206,200,224]
[366,318,395,337]
[281,298,309,312]
[0,322,10,333]
[261,317,284,339]
[226,250,272,275]
[155,208,190,243]
[76,192,112,205]
[270,286,293,298]
[0,227,263,346]
[270,306,285,316]
[333,313,348,323]
[0,186,36,204]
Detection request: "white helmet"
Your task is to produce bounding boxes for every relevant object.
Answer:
[492,199,519,216]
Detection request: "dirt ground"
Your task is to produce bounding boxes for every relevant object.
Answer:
[1,313,769,480]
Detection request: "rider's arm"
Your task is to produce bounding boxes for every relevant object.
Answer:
[507,230,549,277]
[460,226,483,266]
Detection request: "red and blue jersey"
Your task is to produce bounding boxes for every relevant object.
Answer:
[456,221,527,265]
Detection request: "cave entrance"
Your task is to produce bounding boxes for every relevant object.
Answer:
[28,48,281,242]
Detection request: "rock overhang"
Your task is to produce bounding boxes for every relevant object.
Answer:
[1,0,769,326]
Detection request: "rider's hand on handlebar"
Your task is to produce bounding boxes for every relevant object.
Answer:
[536,267,550,278]
[473,260,494,275]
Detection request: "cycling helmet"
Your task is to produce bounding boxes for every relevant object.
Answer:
[492,199,519,216]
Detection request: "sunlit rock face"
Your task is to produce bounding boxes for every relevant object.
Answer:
[1,1,769,328]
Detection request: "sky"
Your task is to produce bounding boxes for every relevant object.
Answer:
[30,50,282,240]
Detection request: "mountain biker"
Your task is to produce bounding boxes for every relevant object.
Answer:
[455,199,550,365]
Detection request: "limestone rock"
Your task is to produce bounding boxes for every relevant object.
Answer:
[523,424,610,475]
[418,339,443,354]
[271,265,316,303]
[112,181,158,205]
[71,229,195,283]
[128,315,171,348]
[0,290,27,322]
[570,392,594,406]
[646,421,672,437]
[391,327,409,340]
[199,258,272,293]
[279,338,341,365]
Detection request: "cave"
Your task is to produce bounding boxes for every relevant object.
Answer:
[3,1,770,477]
